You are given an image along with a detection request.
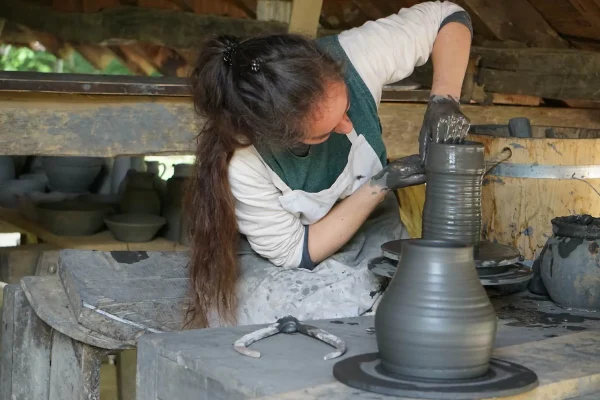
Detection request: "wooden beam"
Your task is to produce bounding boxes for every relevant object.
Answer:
[110,45,159,76]
[0,1,338,49]
[138,44,189,77]
[0,91,597,158]
[527,0,600,41]
[457,0,568,48]
[409,46,600,101]
[73,44,124,71]
[567,0,600,28]
[288,0,323,38]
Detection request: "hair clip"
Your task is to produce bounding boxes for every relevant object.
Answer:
[250,58,262,72]
[223,43,239,66]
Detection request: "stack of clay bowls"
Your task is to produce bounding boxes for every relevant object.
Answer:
[106,166,167,243]
[35,199,115,236]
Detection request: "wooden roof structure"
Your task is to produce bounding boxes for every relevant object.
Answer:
[0,0,598,158]
[1,0,599,81]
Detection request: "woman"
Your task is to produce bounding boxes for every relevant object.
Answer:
[185,1,473,328]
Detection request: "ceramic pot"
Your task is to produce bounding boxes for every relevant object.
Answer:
[422,142,485,246]
[42,156,103,193]
[540,215,600,311]
[173,163,193,178]
[162,176,188,241]
[0,156,16,183]
[145,161,166,178]
[119,171,162,215]
[36,200,113,236]
[105,213,166,242]
[375,240,497,380]
[0,179,47,208]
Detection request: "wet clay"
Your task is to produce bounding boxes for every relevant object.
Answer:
[374,240,497,380]
[422,142,485,245]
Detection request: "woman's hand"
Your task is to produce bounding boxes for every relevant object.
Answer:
[418,95,470,161]
[370,154,426,191]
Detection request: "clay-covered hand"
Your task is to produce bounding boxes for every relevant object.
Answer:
[418,95,471,162]
[370,154,426,191]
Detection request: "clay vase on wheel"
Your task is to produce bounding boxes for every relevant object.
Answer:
[540,215,600,311]
[119,171,162,216]
[375,240,497,380]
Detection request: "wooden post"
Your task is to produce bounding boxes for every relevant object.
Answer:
[117,350,137,400]
[288,0,323,37]
[0,285,53,400]
[48,331,104,400]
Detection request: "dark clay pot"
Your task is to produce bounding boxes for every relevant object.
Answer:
[119,171,162,215]
[42,156,104,193]
[375,240,497,380]
[422,142,485,246]
[540,215,600,311]
[162,176,188,241]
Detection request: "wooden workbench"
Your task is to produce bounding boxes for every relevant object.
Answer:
[137,291,600,400]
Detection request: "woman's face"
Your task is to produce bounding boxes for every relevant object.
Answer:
[303,80,353,145]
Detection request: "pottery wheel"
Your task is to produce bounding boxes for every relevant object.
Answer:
[368,257,533,286]
[333,353,538,400]
[381,240,521,269]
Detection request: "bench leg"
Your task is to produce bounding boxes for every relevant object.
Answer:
[48,331,103,400]
[117,349,137,400]
[0,284,52,400]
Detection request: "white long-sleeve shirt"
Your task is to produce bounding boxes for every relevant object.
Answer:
[229,1,468,268]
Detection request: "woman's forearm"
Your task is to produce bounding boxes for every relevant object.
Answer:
[430,22,472,99]
[308,182,387,263]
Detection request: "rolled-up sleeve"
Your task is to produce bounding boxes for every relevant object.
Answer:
[229,148,304,268]
[338,1,469,104]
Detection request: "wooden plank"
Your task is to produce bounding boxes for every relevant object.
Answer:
[117,350,137,400]
[110,45,159,76]
[48,330,103,400]
[0,285,52,400]
[527,0,600,41]
[0,1,337,49]
[74,44,125,71]
[0,90,599,158]
[288,0,323,37]
[57,250,189,342]
[0,243,57,284]
[567,0,600,30]
[21,276,133,349]
[458,0,568,48]
[409,47,600,101]
[0,208,186,251]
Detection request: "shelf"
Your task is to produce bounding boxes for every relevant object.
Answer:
[0,208,188,252]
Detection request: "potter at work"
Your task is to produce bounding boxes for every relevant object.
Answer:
[183,1,473,328]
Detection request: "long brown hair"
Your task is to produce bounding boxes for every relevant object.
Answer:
[183,34,344,328]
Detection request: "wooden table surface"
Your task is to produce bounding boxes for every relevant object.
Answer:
[137,291,600,400]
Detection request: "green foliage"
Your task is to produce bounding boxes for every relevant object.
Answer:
[0,44,134,75]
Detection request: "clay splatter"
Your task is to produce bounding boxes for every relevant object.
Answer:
[330,320,344,324]
[589,242,599,255]
[547,143,563,156]
[496,304,600,327]
[510,142,525,149]
[347,322,359,326]
[566,326,587,331]
[522,227,534,237]
[110,251,149,264]
[558,238,584,258]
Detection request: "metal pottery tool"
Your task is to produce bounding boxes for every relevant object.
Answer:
[233,315,347,360]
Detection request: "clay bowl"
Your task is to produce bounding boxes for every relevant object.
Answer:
[36,200,114,236]
[41,156,104,193]
[0,179,48,208]
[104,213,166,243]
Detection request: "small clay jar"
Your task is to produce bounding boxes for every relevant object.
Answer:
[162,176,188,241]
[119,171,162,216]
[422,142,485,246]
[375,239,497,380]
[540,215,600,311]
